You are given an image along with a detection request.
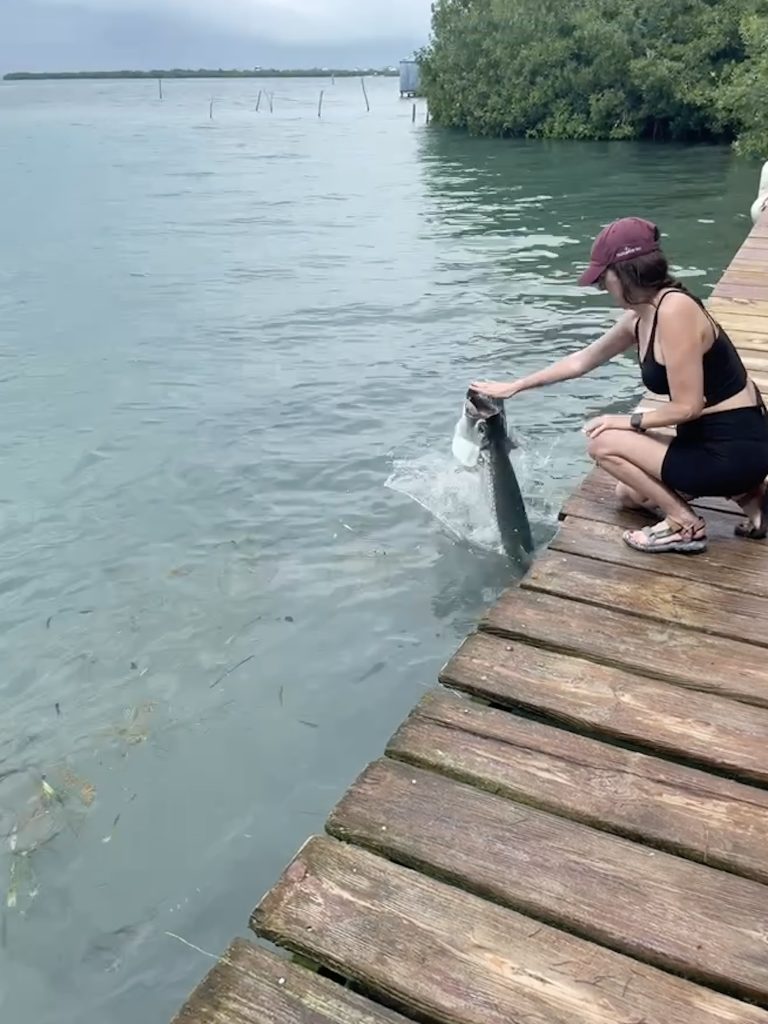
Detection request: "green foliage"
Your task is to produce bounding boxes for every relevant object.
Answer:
[420,0,768,151]
[718,11,768,156]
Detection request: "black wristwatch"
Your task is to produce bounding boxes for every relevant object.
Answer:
[630,412,646,432]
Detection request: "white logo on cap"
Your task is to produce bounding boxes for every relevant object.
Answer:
[616,245,643,258]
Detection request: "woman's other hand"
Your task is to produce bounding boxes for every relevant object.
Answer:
[583,414,632,438]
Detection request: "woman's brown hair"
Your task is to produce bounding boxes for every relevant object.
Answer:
[608,250,685,305]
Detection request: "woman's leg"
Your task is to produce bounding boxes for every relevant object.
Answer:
[615,482,661,513]
[588,429,694,517]
[733,481,768,537]
[587,429,704,545]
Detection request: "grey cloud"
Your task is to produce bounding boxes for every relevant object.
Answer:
[36,0,432,43]
[0,0,430,70]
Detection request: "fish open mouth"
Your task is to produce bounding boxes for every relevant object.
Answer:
[465,388,502,422]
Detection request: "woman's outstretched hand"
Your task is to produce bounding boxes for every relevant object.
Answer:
[470,380,519,400]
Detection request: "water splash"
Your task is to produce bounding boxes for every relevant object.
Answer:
[386,451,501,551]
[385,439,560,554]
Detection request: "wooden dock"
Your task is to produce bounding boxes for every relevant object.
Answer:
[172,220,768,1024]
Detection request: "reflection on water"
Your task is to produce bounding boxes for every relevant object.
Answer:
[0,75,757,1023]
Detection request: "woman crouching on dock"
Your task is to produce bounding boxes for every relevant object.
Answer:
[472,217,768,555]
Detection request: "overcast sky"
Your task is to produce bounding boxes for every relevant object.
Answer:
[1,0,433,72]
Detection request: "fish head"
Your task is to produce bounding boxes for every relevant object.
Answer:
[452,389,515,467]
[464,389,515,453]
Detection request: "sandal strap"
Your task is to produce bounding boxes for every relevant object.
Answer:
[631,518,706,549]
[663,517,706,539]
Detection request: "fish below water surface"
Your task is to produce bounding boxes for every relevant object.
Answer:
[452,389,534,564]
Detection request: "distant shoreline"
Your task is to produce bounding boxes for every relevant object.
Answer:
[3,68,401,82]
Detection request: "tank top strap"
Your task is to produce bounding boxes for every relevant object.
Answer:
[700,301,720,341]
[648,288,683,349]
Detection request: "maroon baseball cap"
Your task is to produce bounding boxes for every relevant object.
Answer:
[578,217,661,286]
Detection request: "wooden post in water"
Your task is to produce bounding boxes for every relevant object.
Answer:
[425,106,430,125]
[268,92,274,113]
[360,77,370,112]
[318,90,324,119]
[255,89,262,112]
[209,98,214,120]
[412,102,417,124]
[158,78,163,101]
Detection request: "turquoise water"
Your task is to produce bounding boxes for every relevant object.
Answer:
[0,75,757,1022]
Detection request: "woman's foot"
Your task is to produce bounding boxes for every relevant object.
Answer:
[735,483,768,540]
[623,517,708,555]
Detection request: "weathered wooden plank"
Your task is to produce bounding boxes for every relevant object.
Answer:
[720,272,768,288]
[741,351,768,370]
[387,689,768,883]
[721,276,768,291]
[730,242,768,255]
[720,258,768,272]
[715,312,768,332]
[721,264,768,279]
[564,467,740,518]
[440,631,768,781]
[328,758,768,1002]
[171,940,411,1024]
[712,284,768,300]
[724,328,768,346]
[708,297,768,319]
[253,837,768,1024]
[735,240,768,254]
[713,277,768,292]
[524,549,768,648]
[551,516,768,597]
[723,305,768,323]
[561,494,740,533]
[482,587,768,707]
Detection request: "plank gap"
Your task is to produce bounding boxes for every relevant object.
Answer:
[438,670,768,793]
[479,612,768,709]
[326,762,768,1007]
[520,559,768,652]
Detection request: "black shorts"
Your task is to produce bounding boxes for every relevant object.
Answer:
[661,405,768,498]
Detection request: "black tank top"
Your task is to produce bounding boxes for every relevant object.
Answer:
[635,288,747,407]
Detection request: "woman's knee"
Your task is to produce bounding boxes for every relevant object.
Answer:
[586,428,626,462]
[587,432,612,461]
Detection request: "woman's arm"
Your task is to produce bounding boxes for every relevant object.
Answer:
[472,310,637,399]
[631,295,705,430]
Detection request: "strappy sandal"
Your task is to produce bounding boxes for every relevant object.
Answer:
[623,517,708,555]
[735,485,768,540]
